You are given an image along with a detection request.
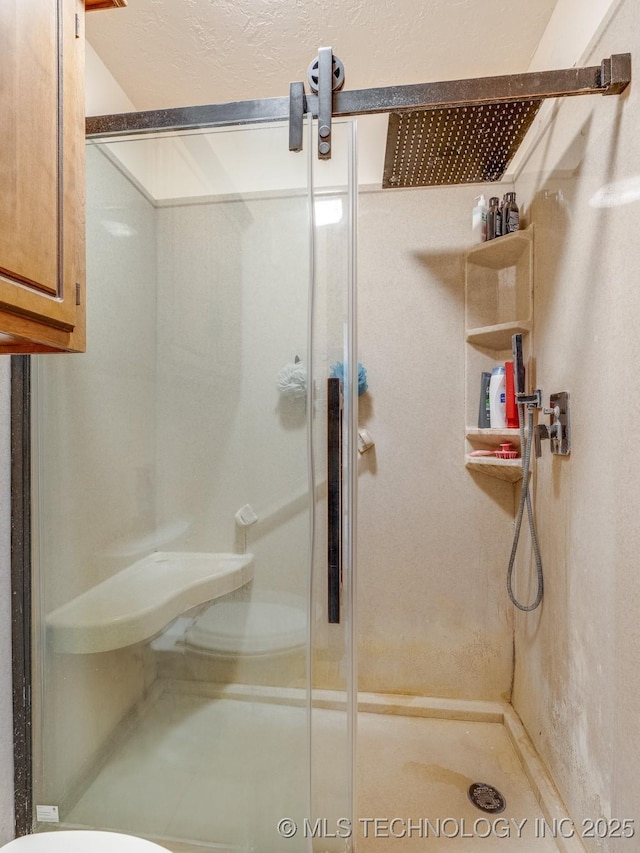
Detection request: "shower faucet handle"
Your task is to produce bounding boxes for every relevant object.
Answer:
[548,391,571,455]
[534,392,571,457]
[533,424,549,458]
[533,422,560,457]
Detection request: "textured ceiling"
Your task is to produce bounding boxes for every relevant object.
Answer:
[87,0,559,112]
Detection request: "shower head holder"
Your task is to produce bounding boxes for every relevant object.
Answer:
[517,388,542,410]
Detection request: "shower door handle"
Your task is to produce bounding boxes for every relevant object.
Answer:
[327,377,342,623]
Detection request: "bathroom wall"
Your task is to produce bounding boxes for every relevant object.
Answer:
[513,0,640,845]
[356,184,518,700]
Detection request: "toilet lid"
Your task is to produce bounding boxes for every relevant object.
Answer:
[1,831,171,852]
[185,599,307,655]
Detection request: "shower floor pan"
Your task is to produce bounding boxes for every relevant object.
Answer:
[54,687,578,853]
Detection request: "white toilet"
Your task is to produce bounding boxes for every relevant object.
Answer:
[0,830,171,852]
[182,594,307,685]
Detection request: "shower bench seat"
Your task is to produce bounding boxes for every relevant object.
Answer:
[46,552,254,655]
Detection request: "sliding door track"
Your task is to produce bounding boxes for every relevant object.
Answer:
[86,53,630,186]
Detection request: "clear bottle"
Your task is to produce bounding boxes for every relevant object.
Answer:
[502,192,520,234]
[471,194,488,243]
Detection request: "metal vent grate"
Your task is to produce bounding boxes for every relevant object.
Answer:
[383,100,542,188]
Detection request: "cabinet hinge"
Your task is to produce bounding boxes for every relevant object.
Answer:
[75,283,81,306]
[75,13,81,38]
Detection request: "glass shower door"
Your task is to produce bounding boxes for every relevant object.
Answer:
[30,118,356,852]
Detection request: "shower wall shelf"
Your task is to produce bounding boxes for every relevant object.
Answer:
[465,429,525,482]
[466,427,522,443]
[465,456,524,483]
[466,321,532,351]
[465,226,534,344]
[464,226,534,482]
[46,551,255,655]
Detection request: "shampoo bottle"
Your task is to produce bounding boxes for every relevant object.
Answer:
[505,361,520,428]
[478,371,492,428]
[489,365,506,428]
[502,192,520,234]
[487,197,500,240]
[471,194,488,243]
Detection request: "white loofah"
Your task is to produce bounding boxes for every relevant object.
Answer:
[277,362,307,398]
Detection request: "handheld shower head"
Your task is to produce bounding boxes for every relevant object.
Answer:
[511,333,525,397]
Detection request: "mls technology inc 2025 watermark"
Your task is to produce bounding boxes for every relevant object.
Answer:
[276,816,635,841]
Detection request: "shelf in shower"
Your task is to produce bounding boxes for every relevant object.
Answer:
[466,229,532,269]
[465,320,532,351]
[465,455,523,483]
[465,225,533,352]
[46,551,254,654]
[466,427,522,444]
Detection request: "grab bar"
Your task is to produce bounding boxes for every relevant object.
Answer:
[327,377,343,624]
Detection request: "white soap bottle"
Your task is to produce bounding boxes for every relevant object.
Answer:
[489,365,507,428]
[471,194,488,243]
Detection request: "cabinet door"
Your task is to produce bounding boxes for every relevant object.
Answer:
[0,0,85,352]
[85,0,127,8]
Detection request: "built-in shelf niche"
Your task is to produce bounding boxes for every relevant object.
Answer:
[466,320,532,350]
[464,226,533,482]
[464,455,524,482]
[465,428,525,482]
[465,226,533,333]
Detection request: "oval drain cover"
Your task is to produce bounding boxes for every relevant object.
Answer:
[468,782,506,814]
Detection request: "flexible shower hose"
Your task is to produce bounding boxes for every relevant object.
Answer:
[506,403,544,611]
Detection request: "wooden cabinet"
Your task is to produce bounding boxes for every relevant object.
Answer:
[0,0,87,352]
[85,0,127,8]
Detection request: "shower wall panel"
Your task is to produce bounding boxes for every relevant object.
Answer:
[357,184,516,700]
[513,0,640,843]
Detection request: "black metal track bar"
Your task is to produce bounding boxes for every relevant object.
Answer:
[332,54,631,116]
[86,96,294,138]
[86,54,630,139]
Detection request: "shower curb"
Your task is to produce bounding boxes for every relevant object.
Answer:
[501,704,587,853]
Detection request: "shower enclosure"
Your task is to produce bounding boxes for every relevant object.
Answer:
[15,48,633,853]
[27,118,357,851]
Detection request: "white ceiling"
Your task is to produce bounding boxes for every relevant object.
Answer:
[87,0,559,112]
